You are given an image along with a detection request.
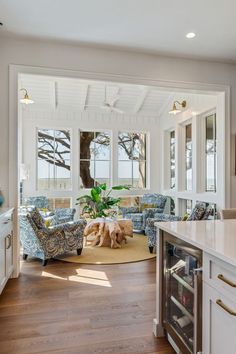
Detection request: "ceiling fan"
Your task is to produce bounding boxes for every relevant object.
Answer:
[86,85,124,114]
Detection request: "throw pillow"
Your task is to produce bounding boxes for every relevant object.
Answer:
[140,203,156,212]
[30,208,45,229]
[182,213,189,221]
[187,203,206,221]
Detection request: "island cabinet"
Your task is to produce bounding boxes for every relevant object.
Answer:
[203,253,236,354]
[0,208,14,294]
[154,219,236,354]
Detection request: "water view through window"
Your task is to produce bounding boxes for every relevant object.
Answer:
[118,132,146,188]
[37,129,71,190]
[205,113,216,192]
[80,131,111,188]
[185,124,192,191]
[170,130,175,189]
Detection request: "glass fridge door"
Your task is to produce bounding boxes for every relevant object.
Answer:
[163,236,202,354]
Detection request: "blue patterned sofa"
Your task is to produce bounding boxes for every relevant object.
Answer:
[119,193,167,232]
[20,208,86,266]
[25,196,76,225]
[146,202,215,253]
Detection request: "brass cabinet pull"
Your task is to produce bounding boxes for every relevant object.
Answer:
[5,235,11,250]
[216,299,236,316]
[217,273,236,288]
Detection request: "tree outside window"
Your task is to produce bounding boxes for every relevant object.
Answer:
[37,129,71,190]
[118,132,146,188]
[80,131,111,188]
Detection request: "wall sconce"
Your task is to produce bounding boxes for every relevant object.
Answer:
[169,100,187,115]
[20,88,34,104]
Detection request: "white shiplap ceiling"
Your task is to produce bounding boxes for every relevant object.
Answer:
[19,75,171,116]
[19,74,216,117]
[1,0,236,62]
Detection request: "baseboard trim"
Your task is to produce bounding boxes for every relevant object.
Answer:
[153,318,165,337]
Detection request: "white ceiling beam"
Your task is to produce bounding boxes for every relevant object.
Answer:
[133,87,149,114]
[51,81,58,110]
[80,84,89,111]
[157,94,175,118]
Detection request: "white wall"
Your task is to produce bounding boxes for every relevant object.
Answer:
[1,35,236,206]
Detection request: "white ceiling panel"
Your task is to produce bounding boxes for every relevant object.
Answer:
[19,74,216,117]
[1,0,236,62]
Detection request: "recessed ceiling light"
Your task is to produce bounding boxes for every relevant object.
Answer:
[186,32,196,39]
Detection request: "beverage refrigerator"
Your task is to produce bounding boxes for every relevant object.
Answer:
[162,233,202,354]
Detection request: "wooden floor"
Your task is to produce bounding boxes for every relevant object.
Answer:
[0,258,174,354]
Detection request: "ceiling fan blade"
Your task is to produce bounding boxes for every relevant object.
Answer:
[109,95,120,106]
[111,107,124,114]
[100,103,109,108]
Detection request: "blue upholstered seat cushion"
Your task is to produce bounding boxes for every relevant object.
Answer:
[155,194,167,209]
[125,213,143,221]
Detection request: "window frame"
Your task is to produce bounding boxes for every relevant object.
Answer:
[79,129,112,189]
[205,112,217,192]
[36,127,72,192]
[117,131,148,189]
[170,129,176,190]
[184,122,193,191]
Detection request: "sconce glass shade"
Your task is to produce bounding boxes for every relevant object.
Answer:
[20,89,34,104]
[169,100,186,115]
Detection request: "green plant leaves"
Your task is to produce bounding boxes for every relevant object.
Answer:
[99,183,107,190]
[77,183,130,219]
[91,187,102,202]
[112,185,130,190]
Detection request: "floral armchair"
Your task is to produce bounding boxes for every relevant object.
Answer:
[20,208,86,266]
[119,193,167,232]
[25,196,76,225]
[146,202,215,253]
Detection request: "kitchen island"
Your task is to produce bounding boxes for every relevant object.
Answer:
[154,220,236,354]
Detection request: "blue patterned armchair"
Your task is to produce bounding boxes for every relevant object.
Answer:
[20,208,86,266]
[119,193,167,232]
[25,196,76,225]
[146,202,215,253]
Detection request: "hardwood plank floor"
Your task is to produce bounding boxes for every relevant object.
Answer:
[0,258,174,354]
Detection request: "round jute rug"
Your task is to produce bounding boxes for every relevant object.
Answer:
[57,234,156,265]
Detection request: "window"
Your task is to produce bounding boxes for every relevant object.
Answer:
[205,113,216,192]
[37,129,71,190]
[185,124,192,191]
[118,132,146,188]
[179,198,192,216]
[186,199,192,215]
[48,198,71,209]
[170,130,176,189]
[80,131,111,188]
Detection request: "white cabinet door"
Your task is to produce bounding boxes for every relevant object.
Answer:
[0,234,6,291]
[203,282,236,354]
[5,233,13,278]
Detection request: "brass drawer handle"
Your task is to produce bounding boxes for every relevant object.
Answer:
[5,235,11,250]
[216,299,236,316]
[218,274,236,287]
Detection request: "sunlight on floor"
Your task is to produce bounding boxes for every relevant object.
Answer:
[41,268,112,287]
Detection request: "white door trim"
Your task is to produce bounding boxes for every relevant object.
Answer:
[9,64,231,276]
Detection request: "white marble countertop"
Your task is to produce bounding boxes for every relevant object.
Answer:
[0,207,14,218]
[155,220,236,267]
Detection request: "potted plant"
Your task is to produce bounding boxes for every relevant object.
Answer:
[76,183,130,219]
